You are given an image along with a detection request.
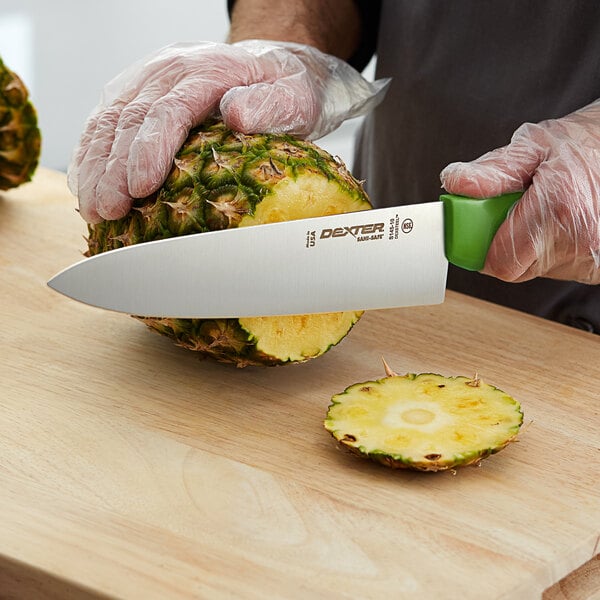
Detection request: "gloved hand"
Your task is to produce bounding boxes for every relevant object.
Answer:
[68,40,389,224]
[441,100,600,285]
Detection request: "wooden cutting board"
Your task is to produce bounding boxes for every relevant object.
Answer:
[1,169,599,600]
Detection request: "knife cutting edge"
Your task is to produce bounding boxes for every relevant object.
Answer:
[47,192,522,318]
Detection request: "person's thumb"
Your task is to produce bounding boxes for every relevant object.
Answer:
[220,76,319,138]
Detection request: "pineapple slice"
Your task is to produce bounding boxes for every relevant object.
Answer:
[325,363,523,471]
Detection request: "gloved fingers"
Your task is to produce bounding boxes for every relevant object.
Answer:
[441,123,549,198]
[505,251,600,284]
[75,101,127,224]
[70,41,254,214]
[93,128,141,222]
[93,84,175,220]
[70,60,176,195]
[72,78,176,221]
[480,189,539,281]
[126,79,231,198]
[122,44,269,197]
[94,180,133,222]
[485,210,600,284]
[482,154,600,284]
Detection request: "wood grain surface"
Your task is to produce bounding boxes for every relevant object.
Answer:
[1,169,599,600]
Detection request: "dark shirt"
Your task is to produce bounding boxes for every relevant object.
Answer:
[353,0,600,333]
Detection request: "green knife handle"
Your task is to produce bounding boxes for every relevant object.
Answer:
[440,191,523,271]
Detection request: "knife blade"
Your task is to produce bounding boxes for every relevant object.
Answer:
[47,192,522,318]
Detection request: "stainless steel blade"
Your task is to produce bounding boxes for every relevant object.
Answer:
[47,203,448,317]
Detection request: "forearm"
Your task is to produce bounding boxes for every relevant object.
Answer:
[228,0,362,60]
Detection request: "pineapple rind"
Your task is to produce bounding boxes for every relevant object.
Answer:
[87,119,372,367]
[325,373,523,471]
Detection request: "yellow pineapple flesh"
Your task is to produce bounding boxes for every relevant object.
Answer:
[325,364,523,471]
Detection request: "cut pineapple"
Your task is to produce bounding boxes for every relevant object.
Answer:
[238,313,363,364]
[325,366,523,471]
[86,118,371,367]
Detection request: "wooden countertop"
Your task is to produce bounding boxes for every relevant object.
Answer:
[1,169,599,600]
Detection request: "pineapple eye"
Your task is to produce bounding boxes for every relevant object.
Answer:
[424,454,442,461]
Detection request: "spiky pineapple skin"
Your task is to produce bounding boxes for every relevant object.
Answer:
[325,372,523,471]
[87,119,371,367]
[0,58,40,190]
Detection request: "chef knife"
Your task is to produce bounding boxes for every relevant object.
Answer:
[47,192,522,318]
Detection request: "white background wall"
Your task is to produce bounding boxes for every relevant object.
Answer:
[0,0,365,173]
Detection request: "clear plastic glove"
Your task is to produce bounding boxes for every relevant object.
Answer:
[68,40,389,224]
[441,100,600,285]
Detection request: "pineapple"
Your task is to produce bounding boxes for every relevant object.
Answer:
[86,118,371,367]
[325,361,523,471]
[0,57,40,189]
